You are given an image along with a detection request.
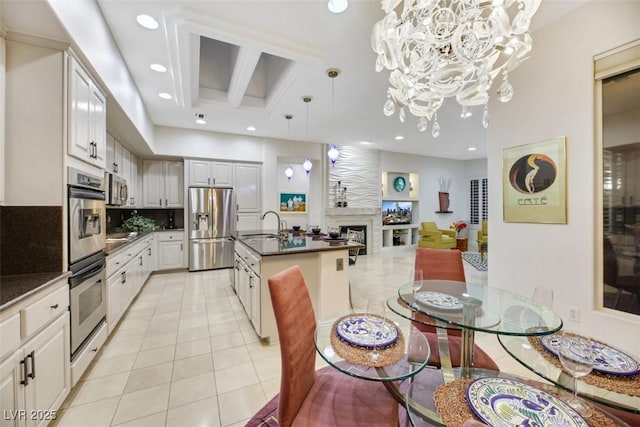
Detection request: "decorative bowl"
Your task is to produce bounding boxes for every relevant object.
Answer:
[329,231,340,239]
[292,226,301,231]
[311,227,321,234]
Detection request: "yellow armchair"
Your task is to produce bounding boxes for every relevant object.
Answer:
[418,221,457,249]
[477,220,488,247]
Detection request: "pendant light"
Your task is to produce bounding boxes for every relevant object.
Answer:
[327,68,340,167]
[283,114,295,181]
[285,166,294,181]
[302,96,315,176]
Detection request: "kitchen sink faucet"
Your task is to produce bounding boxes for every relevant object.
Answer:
[261,210,285,237]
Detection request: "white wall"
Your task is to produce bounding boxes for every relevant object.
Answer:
[487,1,640,353]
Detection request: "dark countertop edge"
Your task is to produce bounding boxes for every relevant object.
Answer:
[105,229,185,256]
[234,230,356,257]
[0,271,71,312]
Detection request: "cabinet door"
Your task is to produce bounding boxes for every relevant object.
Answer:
[188,160,211,186]
[23,313,70,427]
[235,163,261,212]
[0,349,26,427]
[121,147,131,192]
[90,87,106,169]
[129,154,138,207]
[249,272,260,332]
[212,162,233,186]
[68,59,93,163]
[164,162,184,208]
[107,272,123,332]
[143,160,164,208]
[157,241,184,270]
[113,140,123,176]
[106,133,117,173]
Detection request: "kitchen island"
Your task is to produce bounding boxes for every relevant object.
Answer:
[234,230,361,344]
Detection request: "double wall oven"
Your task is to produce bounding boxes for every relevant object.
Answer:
[68,167,107,360]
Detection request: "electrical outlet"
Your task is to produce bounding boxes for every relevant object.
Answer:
[336,258,344,271]
[568,306,580,322]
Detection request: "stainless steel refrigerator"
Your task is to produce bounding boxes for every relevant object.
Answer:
[188,187,236,271]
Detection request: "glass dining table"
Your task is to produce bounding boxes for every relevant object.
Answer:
[388,280,564,373]
[498,333,640,419]
[314,309,431,402]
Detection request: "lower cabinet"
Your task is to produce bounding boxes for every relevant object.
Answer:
[106,235,154,334]
[156,231,185,270]
[234,243,261,333]
[0,312,70,427]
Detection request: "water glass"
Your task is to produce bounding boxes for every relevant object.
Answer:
[558,331,594,417]
[366,299,385,363]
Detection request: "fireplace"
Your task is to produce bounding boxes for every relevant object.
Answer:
[325,207,381,254]
[340,225,367,255]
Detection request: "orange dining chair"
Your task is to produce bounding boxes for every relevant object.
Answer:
[412,248,499,371]
[267,265,401,427]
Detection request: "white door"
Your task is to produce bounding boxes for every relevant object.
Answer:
[212,162,233,186]
[68,59,92,163]
[90,87,106,169]
[188,160,211,186]
[157,241,184,270]
[24,314,70,427]
[129,154,138,207]
[107,271,123,330]
[106,133,117,173]
[0,349,26,427]
[143,160,164,208]
[164,162,184,208]
[235,163,261,212]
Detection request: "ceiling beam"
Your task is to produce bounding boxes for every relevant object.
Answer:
[227,47,261,108]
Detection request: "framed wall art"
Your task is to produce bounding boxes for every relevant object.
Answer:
[279,193,307,213]
[503,137,567,223]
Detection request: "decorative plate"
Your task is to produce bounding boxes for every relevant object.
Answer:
[540,334,640,375]
[466,377,588,427]
[415,291,463,312]
[393,176,406,192]
[334,315,399,348]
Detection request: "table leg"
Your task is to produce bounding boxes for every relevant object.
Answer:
[459,295,483,377]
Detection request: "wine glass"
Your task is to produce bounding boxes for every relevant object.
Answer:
[410,269,423,305]
[366,299,386,363]
[558,331,594,417]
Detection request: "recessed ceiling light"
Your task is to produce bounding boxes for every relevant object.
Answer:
[136,14,159,30]
[158,92,172,100]
[246,126,256,131]
[327,0,348,13]
[150,63,167,72]
[394,135,404,140]
[468,147,477,151]
[195,113,206,125]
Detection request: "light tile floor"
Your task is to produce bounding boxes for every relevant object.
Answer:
[52,247,538,427]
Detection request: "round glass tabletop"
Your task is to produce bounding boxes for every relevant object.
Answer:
[314,310,431,382]
[394,280,563,336]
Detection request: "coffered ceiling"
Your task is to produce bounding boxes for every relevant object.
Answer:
[2,0,591,160]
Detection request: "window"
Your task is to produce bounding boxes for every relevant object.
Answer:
[596,40,640,316]
[470,178,488,225]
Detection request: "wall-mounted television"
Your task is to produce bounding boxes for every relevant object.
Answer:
[382,201,412,225]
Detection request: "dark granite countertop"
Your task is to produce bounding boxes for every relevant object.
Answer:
[234,230,363,257]
[0,271,70,311]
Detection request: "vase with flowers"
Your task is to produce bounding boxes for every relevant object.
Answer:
[450,220,468,238]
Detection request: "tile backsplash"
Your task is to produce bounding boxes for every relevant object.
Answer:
[107,208,185,234]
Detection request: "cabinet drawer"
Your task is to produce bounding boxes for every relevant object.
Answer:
[107,251,128,277]
[0,313,21,360]
[157,231,183,242]
[21,284,69,339]
[71,321,107,387]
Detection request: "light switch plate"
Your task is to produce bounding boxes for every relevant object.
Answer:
[336,258,343,271]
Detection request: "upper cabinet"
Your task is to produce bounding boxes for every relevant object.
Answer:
[68,56,106,169]
[142,160,183,208]
[106,132,138,206]
[234,163,261,212]
[186,159,233,187]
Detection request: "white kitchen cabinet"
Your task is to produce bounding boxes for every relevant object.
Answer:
[129,154,138,207]
[156,231,185,270]
[234,242,261,332]
[186,159,233,187]
[234,163,261,212]
[142,160,184,208]
[0,279,70,427]
[68,56,106,169]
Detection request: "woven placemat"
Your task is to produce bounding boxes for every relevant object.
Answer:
[330,314,405,368]
[528,335,640,397]
[434,378,621,427]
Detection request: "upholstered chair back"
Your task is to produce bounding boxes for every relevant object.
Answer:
[415,248,466,282]
[267,265,317,427]
[421,221,438,231]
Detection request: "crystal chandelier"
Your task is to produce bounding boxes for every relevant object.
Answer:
[371,0,541,137]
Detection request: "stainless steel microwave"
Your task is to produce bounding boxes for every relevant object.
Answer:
[105,172,128,206]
